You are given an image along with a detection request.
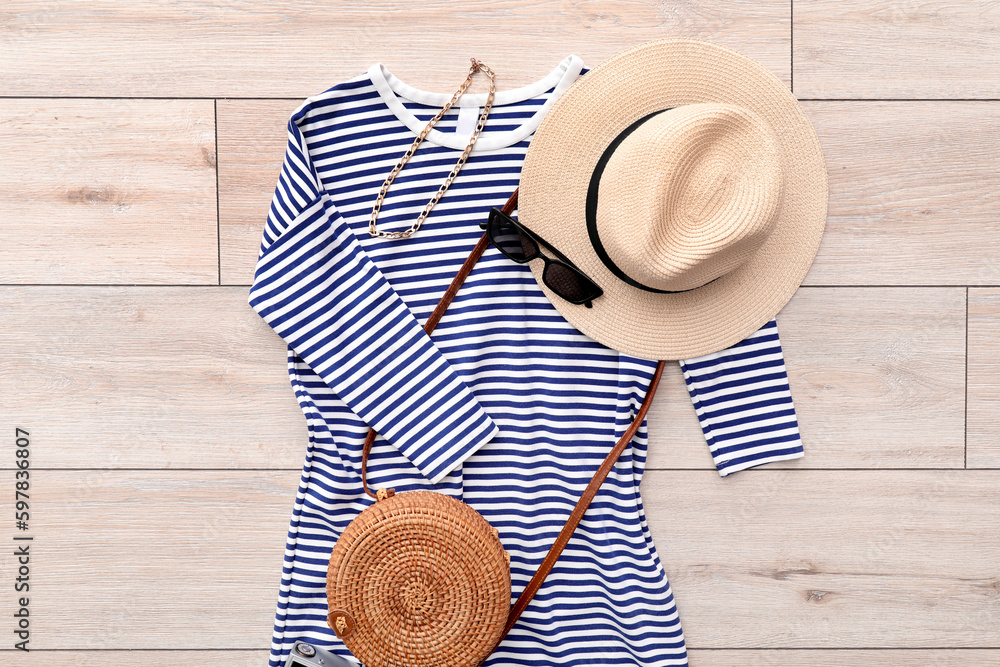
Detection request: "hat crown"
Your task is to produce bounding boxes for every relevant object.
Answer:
[595,103,784,292]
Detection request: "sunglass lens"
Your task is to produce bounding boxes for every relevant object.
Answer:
[543,262,601,303]
[491,213,538,262]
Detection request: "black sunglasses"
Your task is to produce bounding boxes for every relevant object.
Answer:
[481,207,604,308]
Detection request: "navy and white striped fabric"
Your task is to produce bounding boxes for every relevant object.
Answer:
[249,55,803,667]
[679,319,803,476]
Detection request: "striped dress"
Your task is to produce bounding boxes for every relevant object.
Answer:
[248,54,805,667]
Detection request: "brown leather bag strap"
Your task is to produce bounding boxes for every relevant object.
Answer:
[361,187,519,499]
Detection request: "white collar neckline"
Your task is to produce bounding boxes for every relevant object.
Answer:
[367,54,585,152]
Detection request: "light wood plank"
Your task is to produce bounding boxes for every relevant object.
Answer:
[794,1,1000,98]
[0,471,296,649]
[1,653,269,667]
[647,287,966,471]
[0,286,308,469]
[1,1,790,98]
[969,288,1000,468]
[688,649,1000,666]
[779,287,965,468]
[0,99,218,284]
[218,99,300,285]
[644,470,1000,648]
[801,101,1000,286]
[2,470,995,649]
[3,286,965,470]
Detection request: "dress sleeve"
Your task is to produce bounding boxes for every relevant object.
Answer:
[248,103,499,485]
[678,318,804,476]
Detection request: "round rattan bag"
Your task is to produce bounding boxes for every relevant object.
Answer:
[326,487,511,667]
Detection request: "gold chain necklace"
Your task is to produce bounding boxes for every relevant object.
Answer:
[369,58,496,239]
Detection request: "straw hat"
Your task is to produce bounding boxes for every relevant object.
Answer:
[519,38,828,360]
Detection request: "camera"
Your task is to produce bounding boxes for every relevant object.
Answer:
[284,641,358,667]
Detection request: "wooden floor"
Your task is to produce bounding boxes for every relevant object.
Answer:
[2,2,999,665]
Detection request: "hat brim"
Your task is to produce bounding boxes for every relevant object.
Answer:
[519,38,828,360]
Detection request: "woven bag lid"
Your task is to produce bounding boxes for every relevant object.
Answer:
[327,490,511,667]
